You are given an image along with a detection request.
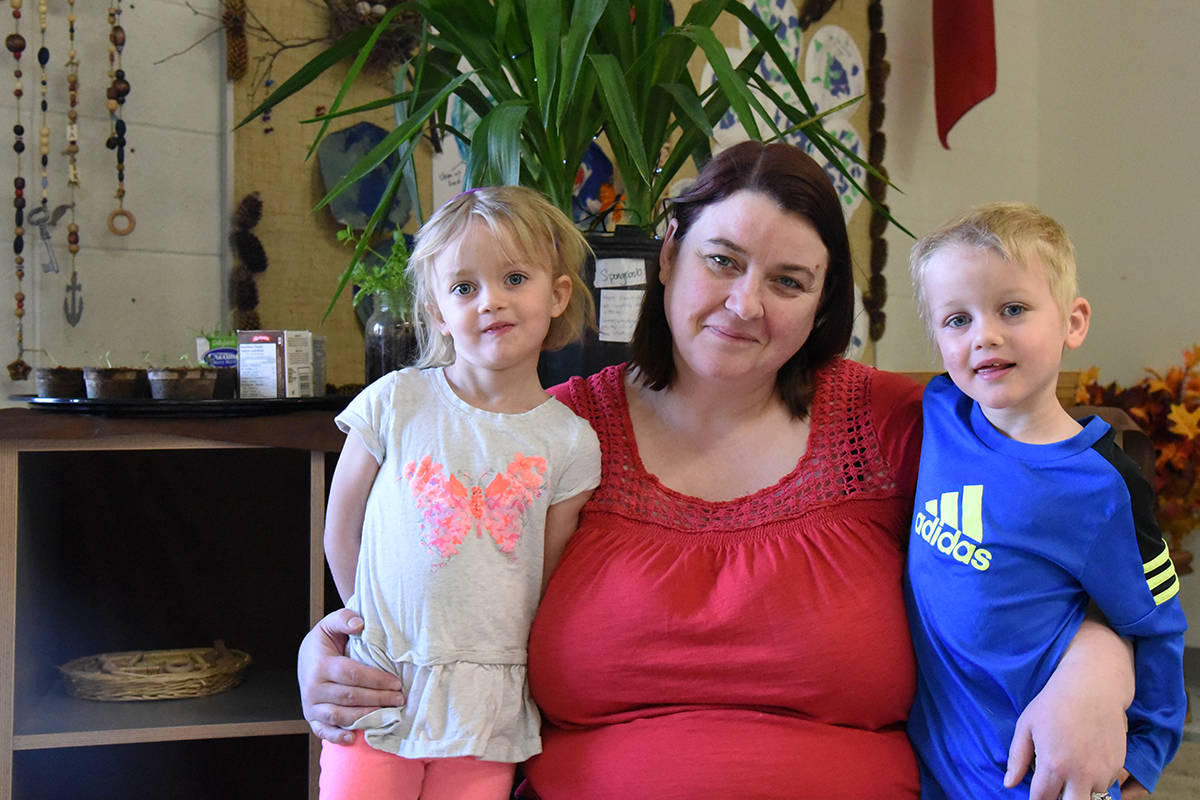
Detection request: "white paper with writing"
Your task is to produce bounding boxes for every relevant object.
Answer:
[593,257,647,288]
[598,289,644,343]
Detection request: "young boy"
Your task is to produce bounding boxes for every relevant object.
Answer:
[903,202,1187,799]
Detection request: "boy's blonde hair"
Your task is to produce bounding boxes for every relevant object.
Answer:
[407,185,595,367]
[908,201,1078,333]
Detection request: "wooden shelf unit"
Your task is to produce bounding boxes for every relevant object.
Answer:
[0,409,344,800]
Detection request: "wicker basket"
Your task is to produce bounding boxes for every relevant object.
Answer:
[58,641,251,702]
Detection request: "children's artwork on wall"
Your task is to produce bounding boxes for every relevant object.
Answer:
[803,24,865,120]
[794,116,866,222]
[316,121,412,232]
[572,143,621,230]
[738,0,804,86]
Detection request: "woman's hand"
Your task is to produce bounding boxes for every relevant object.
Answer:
[1004,618,1134,800]
[298,608,406,744]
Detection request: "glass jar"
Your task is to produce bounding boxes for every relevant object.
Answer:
[363,291,419,384]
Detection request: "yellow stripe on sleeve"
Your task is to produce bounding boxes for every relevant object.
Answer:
[1143,543,1171,574]
[1153,578,1181,606]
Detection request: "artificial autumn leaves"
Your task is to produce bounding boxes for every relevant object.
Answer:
[1078,345,1200,569]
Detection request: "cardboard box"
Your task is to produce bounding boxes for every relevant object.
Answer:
[195,333,238,369]
[236,330,325,398]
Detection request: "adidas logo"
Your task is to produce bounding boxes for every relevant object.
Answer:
[913,484,993,571]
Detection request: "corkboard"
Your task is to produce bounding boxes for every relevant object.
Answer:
[231,1,881,386]
[231,2,433,388]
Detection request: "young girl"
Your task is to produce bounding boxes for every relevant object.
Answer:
[319,186,601,800]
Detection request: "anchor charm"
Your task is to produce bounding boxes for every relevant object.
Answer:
[64,271,83,327]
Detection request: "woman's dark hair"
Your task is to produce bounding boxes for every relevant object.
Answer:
[629,140,855,419]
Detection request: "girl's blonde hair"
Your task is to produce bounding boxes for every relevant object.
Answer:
[407,185,595,367]
[909,201,1078,334]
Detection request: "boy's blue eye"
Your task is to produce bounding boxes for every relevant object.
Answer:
[506,273,527,286]
[450,283,473,296]
[1002,303,1025,317]
[945,314,969,328]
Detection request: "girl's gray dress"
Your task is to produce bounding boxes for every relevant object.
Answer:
[335,368,600,762]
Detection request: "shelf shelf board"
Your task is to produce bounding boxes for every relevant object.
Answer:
[12,665,309,750]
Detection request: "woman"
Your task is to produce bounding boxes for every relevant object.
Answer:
[299,141,1134,799]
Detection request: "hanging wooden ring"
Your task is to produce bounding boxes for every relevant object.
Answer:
[107,207,136,236]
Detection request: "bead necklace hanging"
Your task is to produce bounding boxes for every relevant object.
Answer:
[6,0,30,380]
[34,1,46,220]
[105,2,134,236]
[64,0,82,324]
[24,0,61,279]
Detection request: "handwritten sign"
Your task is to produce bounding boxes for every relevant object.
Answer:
[598,289,644,343]
[594,257,647,288]
[432,148,467,209]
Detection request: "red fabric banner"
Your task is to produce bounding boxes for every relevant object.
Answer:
[932,0,997,149]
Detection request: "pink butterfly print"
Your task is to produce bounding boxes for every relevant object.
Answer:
[402,453,547,563]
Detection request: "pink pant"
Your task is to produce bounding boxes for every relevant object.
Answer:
[319,732,516,800]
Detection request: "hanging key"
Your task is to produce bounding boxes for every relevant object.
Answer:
[27,206,59,274]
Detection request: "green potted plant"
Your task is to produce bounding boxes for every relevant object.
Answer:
[241,0,888,307]
[83,353,150,400]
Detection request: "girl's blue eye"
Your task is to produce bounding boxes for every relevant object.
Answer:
[1002,303,1025,317]
[945,314,969,328]
[450,283,473,296]
[506,273,527,286]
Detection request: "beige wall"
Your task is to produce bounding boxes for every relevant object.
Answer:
[878,0,1200,642]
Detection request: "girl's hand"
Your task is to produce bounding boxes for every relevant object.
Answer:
[1003,618,1133,800]
[298,608,406,744]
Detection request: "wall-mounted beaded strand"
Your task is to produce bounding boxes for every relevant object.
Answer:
[35,0,47,222]
[6,0,30,380]
[5,0,28,381]
[105,2,133,236]
[64,0,82,324]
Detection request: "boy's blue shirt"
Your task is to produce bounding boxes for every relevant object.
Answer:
[905,375,1187,799]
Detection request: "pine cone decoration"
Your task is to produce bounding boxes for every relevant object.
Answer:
[234,192,263,231]
[226,33,247,81]
[231,230,268,274]
[223,1,248,81]
[231,265,259,311]
[234,308,261,331]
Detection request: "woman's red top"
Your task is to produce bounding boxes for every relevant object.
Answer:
[523,360,924,799]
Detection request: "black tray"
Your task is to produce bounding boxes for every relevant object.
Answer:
[14,394,353,418]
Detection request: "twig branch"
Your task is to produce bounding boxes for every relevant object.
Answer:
[153,0,334,99]
[152,26,224,65]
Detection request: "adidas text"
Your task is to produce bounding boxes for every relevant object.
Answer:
[914,510,992,571]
